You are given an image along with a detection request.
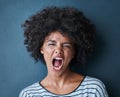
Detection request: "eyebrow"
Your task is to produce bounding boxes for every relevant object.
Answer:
[46,40,73,45]
[62,42,73,45]
[46,40,56,43]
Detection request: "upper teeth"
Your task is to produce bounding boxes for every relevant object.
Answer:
[54,58,62,60]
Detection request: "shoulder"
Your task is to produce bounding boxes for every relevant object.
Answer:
[81,76,108,97]
[82,76,106,89]
[84,76,105,86]
[19,82,42,97]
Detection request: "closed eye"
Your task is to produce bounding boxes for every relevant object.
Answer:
[48,43,56,46]
[63,43,72,48]
[46,40,56,46]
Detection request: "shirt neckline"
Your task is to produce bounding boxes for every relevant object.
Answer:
[39,75,86,96]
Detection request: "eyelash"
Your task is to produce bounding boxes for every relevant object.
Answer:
[47,43,72,48]
[63,44,71,48]
[48,43,55,46]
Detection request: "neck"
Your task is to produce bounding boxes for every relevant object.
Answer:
[46,69,72,88]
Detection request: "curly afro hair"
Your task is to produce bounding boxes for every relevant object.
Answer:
[22,6,95,66]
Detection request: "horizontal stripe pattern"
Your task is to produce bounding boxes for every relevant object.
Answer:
[19,76,108,97]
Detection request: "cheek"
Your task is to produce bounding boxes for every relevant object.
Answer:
[65,50,74,60]
[42,47,53,61]
[41,46,53,54]
[43,53,51,65]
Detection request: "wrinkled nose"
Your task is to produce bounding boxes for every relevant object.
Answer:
[55,46,63,54]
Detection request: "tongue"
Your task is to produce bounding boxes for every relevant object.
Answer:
[54,60,62,67]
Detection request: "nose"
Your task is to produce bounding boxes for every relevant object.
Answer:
[55,46,63,54]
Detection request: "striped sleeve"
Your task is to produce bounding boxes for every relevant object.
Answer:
[19,82,43,97]
[85,76,109,97]
[19,89,27,97]
[94,79,109,97]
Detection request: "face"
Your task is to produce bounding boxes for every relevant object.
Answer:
[40,31,75,74]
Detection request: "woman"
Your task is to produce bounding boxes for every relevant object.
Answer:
[19,6,108,97]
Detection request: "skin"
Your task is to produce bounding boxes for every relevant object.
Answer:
[40,31,84,95]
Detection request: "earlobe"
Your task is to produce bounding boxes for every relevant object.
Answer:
[41,51,43,54]
[40,48,43,54]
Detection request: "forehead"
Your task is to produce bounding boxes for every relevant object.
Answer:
[45,31,73,42]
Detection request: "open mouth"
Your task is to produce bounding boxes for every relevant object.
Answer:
[52,57,63,71]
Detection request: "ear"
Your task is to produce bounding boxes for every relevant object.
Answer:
[40,47,44,54]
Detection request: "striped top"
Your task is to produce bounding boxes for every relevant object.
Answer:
[19,76,109,97]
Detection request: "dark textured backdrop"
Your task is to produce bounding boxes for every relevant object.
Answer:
[0,0,120,97]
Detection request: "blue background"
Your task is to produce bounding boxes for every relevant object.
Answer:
[0,0,120,97]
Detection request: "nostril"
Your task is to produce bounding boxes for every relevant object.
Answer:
[55,50,62,54]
